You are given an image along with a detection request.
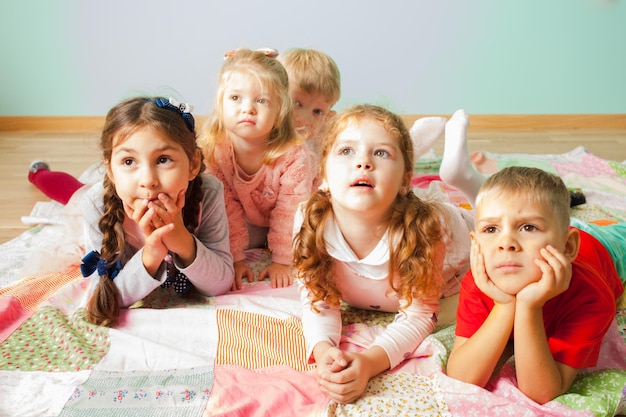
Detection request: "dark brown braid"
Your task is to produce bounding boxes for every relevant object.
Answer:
[85,175,125,326]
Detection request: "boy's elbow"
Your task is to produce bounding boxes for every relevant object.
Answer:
[521,387,559,405]
[519,382,567,405]
[445,360,490,388]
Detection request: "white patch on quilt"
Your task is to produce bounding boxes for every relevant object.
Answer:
[95,307,218,372]
[0,369,90,417]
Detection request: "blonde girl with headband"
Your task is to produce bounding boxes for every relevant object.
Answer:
[81,96,234,327]
[293,104,474,404]
[200,48,316,290]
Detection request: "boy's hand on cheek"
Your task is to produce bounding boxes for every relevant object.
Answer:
[518,245,572,308]
[471,239,514,305]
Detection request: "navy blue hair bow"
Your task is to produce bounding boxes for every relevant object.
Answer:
[154,97,195,133]
[80,250,122,280]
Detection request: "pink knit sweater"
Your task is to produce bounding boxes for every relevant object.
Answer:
[207,140,316,265]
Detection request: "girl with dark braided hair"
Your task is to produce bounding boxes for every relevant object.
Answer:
[81,96,234,327]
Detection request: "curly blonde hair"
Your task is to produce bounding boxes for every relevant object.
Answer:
[199,48,300,165]
[293,104,446,312]
[86,96,205,327]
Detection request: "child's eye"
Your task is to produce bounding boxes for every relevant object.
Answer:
[158,156,173,165]
[313,109,325,117]
[339,147,353,156]
[257,98,269,105]
[484,226,497,234]
[230,95,240,102]
[522,224,538,232]
[374,149,390,158]
[293,100,302,107]
[122,158,135,167]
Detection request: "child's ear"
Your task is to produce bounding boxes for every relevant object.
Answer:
[563,227,581,262]
[402,172,413,192]
[189,149,203,180]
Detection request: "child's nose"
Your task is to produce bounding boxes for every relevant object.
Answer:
[294,111,313,127]
[356,156,372,170]
[498,233,519,251]
[242,99,256,114]
[139,168,158,188]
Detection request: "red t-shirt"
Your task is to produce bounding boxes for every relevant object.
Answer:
[455,228,624,369]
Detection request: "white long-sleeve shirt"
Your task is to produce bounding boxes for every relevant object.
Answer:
[296,203,473,369]
[82,173,234,307]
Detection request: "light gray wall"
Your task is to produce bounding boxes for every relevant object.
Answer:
[1,0,625,116]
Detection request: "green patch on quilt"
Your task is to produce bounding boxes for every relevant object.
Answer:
[429,324,456,353]
[59,366,214,417]
[609,159,626,178]
[340,303,395,328]
[0,306,109,371]
[414,157,442,175]
[554,369,626,417]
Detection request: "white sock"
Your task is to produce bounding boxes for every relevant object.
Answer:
[409,116,447,160]
[439,109,485,207]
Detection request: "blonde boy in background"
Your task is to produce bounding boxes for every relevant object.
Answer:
[279,48,341,153]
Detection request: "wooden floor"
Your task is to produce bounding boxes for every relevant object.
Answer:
[1,128,625,245]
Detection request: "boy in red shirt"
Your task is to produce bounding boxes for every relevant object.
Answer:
[439,110,624,404]
[446,165,624,404]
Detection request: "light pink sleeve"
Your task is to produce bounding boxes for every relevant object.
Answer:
[371,297,440,369]
[266,145,315,265]
[206,142,249,263]
[297,279,342,363]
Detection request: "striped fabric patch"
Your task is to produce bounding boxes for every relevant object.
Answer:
[0,266,82,311]
[215,309,315,372]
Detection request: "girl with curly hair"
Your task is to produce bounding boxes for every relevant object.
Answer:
[293,104,474,403]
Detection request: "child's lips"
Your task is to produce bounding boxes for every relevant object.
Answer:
[496,261,522,273]
[351,177,374,188]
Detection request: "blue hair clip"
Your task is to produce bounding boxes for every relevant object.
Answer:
[80,250,122,281]
[154,97,195,133]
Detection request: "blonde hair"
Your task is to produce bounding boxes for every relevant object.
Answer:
[86,96,204,327]
[293,104,445,312]
[476,166,572,233]
[279,48,341,105]
[200,48,299,165]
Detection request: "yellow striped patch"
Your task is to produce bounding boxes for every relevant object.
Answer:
[216,309,315,372]
[0,266,82,311]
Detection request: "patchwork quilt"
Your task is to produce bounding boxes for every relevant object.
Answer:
[1,146,625,417]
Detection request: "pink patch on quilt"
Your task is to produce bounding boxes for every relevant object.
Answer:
[205,365,327,417]
[552,152,615,178]
[0,267,82,342]
[0,297,33,343]
[439,370,594,417]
